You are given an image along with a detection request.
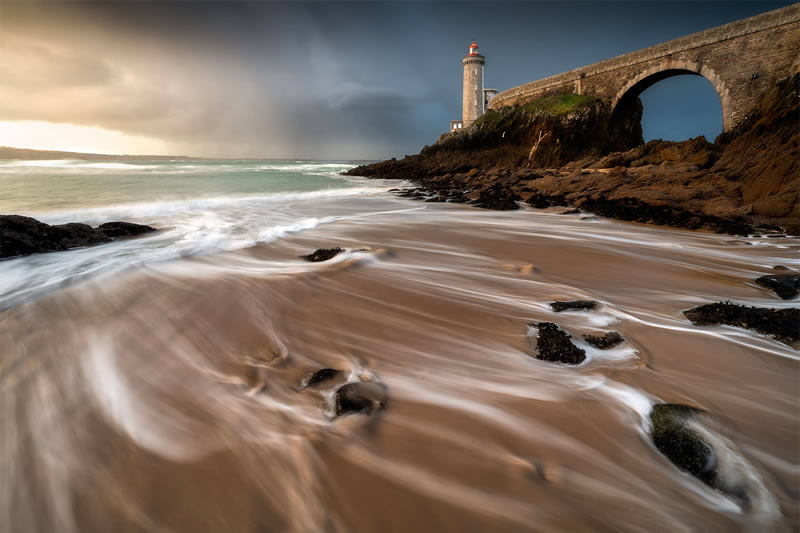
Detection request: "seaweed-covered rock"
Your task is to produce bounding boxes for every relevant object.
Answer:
[683,301,799,345]
[755,273,799,300]
[649,403,760,510]
[583,331,624,349]
[650,404,716,485]
[301,247,343,262]
[531,322,586,365]
[550,300,599,312]
[305,368,342,388]
[335,382,387,416]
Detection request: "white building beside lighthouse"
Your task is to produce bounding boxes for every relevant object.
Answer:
[450,41,497,132]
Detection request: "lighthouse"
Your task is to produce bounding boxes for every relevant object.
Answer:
[450,41,496,133]
[462,41,485,126]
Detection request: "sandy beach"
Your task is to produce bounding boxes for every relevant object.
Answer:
[2,202,797,531]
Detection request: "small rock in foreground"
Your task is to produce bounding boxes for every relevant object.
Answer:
[755,273,799,300]
[683,301,799,345]
[305,368,342,388]
[531,322,586,365]
[335,382,387,416]
[550,300,599,312]
[650,404,716,486]
[301,247,343,262]
[96,221,156,239]
[583,331,624,349]
[649,403,755,510]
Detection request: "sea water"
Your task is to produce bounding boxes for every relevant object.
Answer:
[0,159,399,308]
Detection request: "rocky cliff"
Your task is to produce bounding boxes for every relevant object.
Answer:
[346,74,799,235]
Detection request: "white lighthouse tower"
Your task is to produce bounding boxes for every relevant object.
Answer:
[450,41,496,132]
[462,41,485,126]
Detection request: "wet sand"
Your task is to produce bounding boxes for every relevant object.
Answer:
[1,202,798,532]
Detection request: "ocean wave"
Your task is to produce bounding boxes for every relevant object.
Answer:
[255,162,356,172]
[35,186,386,226]
[0,159,357,174]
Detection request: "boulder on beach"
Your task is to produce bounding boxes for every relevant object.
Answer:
[583,331,624,349]
[755,273,799,300]
[0,214,155,259]
[301,247,343,262]
[531,322,586,365]
[550,300,599,312]
[683,301,799,345]
[335,381,387,416]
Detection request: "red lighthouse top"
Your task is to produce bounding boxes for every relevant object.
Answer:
[468,41,479,55]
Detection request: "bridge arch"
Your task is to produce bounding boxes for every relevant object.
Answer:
[609,60,732,139]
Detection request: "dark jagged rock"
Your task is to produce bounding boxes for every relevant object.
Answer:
[531,322,586,365]
[583,331,624,349]
[305,368,342,388]
[335,382,387,416]
[683,301,800,345]
[755,273,799,300]
[550,300,599,312]
[469,184,520,210]
[574,197,753,236]
[96,221,156,239]
[0,215,108,258]
[0,214,156,259]
[301,247,343,262]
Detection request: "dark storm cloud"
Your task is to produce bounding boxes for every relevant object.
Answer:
[0,1,790,158]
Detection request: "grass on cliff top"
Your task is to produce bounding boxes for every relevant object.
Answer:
[474,92,598,129]
[521,92,598,115]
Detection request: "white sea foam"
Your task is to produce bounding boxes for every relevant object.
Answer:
[0,159,403,308]
[36,186,384,226]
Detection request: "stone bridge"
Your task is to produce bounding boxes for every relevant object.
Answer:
[488,4,800,134]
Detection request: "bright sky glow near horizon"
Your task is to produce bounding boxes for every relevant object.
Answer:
[0,121,168,156]
[0,1,790,159]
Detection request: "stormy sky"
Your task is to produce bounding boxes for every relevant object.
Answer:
[0,1,790,159]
